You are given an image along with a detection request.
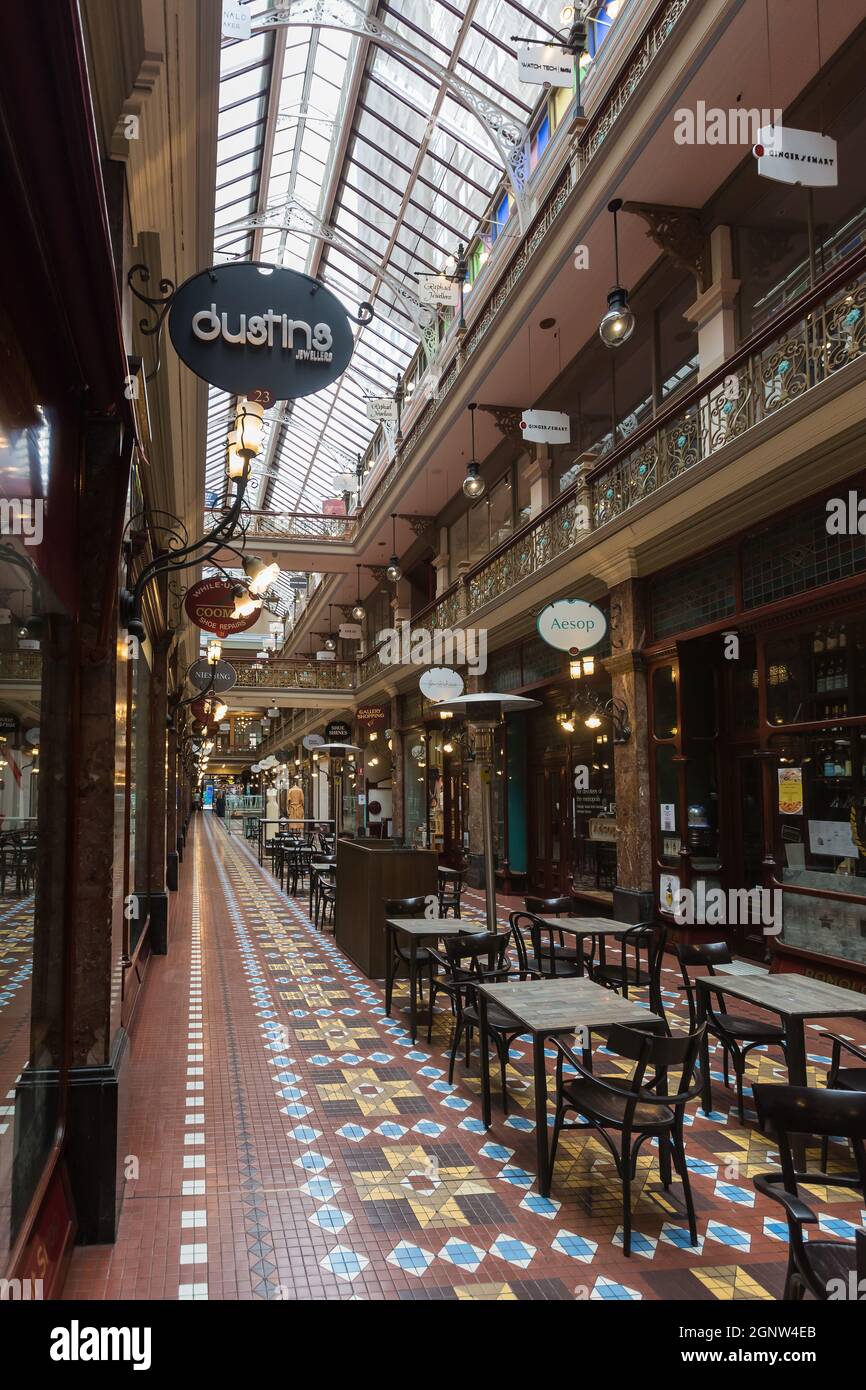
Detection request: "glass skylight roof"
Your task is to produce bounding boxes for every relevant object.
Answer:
[207,0,558,515]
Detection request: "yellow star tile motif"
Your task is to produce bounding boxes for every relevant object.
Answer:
[694,1265,773,1300]
[349,1144,496,1229]
[317,1066,423,1116]
[455,1282,517,1300]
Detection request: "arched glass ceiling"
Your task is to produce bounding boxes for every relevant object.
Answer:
[207,0,557,516]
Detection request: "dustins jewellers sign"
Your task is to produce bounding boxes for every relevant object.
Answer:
[168,263,355,401]
[537,599,607,654]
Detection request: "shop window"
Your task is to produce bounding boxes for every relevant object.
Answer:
[490,191,510,244]
[652,664,679,739]
[404,732,428,847]
[770,729,866,965]
[531,114,550,170]
[742,509,866,610]
[650,552,737,639]
[550,82,573,131]
[765,619,866,726]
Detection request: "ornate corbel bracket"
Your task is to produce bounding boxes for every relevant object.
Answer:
[621,202,708,291]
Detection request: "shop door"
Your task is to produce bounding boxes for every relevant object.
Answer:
[529,761,571,896]
[443,754,464,867]
[729,753,771,957]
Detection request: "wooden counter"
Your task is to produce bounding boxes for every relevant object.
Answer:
[335,839,438,978]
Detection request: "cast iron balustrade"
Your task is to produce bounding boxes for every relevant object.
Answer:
[353,249,866,691]
[232,658,357,691]
[206,510,361,543]
[0,650,42,682]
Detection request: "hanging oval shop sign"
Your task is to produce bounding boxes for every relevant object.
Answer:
[303,733,325,751]
[537,599,607,654]
[184,577,259,638]
[168,262,356,402]
[187,657,238,694]
[419,667,464,703]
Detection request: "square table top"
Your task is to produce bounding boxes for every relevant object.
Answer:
[693,971,866,1019]
[536,916,634,937]
[386,917,486,937]
[476,976,664,1035]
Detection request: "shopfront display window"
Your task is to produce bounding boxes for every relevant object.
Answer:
[404,732,428,847]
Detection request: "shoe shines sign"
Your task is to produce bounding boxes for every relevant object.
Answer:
[168,262,356,403]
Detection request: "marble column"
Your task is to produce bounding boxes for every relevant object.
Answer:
[607,578,654,921]
[389,693,403,841]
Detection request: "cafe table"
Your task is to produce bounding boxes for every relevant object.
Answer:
[693,970,866,1159]
[385,917,485,1043]
[476,976,665,1197]
[535,916,638,976]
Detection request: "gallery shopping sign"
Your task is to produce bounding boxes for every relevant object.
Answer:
[168,263,356,404]
[754,126,838,187]
[537,599,607,655]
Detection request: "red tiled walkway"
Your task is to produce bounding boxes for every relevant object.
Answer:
[63,815,864,1301]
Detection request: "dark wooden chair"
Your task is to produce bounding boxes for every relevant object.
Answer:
[427,924,541,1113]
[385,895,435,1009]
[524,895,594,976]
[437,867,466,919]
[508,910,582,979]
[675,941,786,1122]
[593,922,667,1017]
[315,869,336,931]
[549,1022,705,1255]
[753,1082,866,1300]
[818,1031,866,1171]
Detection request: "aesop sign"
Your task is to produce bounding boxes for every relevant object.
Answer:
[168,263,355,401]
[537,599,607,654]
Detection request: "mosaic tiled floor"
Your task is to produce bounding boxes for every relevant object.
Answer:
[63,818,866,1301]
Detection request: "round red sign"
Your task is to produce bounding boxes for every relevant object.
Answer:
[184,576,259,637]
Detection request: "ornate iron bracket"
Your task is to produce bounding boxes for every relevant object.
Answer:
[573,686,631,744]
[127,264,177,382]
[621,202,709,291]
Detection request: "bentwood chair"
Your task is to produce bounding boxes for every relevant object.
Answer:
[427,927,541,1114]
[549,1023,706,1256]
[675,941,786,1122]
[507,910,584,981]
[593,922,668,1018]
[315,869,336,931]
[753,1083,866,1300]
[524,895,595,976]
[437,867,466,919]
[818,1031,866,1171]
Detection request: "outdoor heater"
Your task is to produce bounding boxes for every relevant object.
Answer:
[431,693,539,931]
[316,742,363,837]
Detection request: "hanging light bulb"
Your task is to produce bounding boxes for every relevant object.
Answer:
[599,199,635,347]
[386,513,401,583]
[232,587,261,620]
[206,638,222,664]
[351,563,365,622]
[462,402,486,499]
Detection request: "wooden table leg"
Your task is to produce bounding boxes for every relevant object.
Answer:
[479,994,492,1129]
[534,1033,552,1197]
[697,987,712,1114]
[385,925,394,1018]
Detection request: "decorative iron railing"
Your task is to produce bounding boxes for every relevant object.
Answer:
[210,510,361,543]
[354,249,866,688]
[232,659,356,691]
[0,651,41,681]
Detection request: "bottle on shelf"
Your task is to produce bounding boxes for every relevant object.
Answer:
[839,623,848,649]
[826,625,838,651]
[813,627,825,654]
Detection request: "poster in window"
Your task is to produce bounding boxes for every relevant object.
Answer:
[777,767,803,816]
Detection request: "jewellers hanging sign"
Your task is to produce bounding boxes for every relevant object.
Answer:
[416,274,459,309]
[537,599,607,655]
[168,263,356,403]
[753,126,838,187]
[184,577,259,638]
